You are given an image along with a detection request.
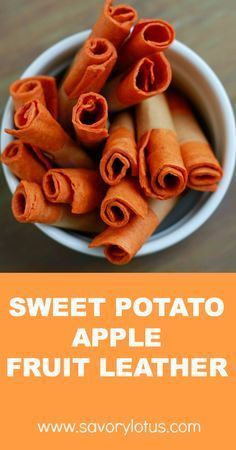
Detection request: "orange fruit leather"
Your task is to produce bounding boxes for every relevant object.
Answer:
[136,94,187,199]
[5,100,93,169]
[10,76,58,119]
[72,93,108,149]
[116,18,175,73]
[90,207,158,265]
[12,180,63,224]
[90,0,138,49]
[167,91,223,192]
[43,168,105,214]
[100,178,148,228]
[139,129,187,199]
[62,38,117,99]
[12,180,105,233]
[100,111,138,185]
[103,52,172,111]
[90,197,177,265]
[1,140,52,184]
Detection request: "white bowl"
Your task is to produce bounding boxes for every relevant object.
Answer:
[1,30,236,258]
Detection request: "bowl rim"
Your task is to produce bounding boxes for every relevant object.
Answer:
[1,31,236,258]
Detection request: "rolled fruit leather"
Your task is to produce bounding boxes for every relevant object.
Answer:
[1,140,52,184]
[10,76,58,119]
[72,92,108,149]
[90,197,177,265]
[100,178,148,227]
[100,111,138,185]
[102,52,172,112]
[167,90,223,191]
[90,0,138,49]
[43,168,105,214]
[136,94,187,199]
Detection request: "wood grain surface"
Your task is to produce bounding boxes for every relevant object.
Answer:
[0,0,235,272]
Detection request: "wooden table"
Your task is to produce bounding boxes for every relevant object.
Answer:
[0,0,235,272]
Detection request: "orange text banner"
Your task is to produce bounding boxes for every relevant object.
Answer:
[0,273,235,449]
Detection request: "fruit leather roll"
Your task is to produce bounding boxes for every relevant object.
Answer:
[59,38,117,129]
[100,111,137,185]
[1,140,52,184]
[90,0,137,49]
[72,92,108,149]
[90,197,177,265]
[5,100,93,169]
[116,19,175,73]
[43,168,105,214]
[102,52,171,111]
[136,94,187,199]
[12,180,104,233]
[167,91,223,191]
[10,76,58,119]
[100,178,148,228]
